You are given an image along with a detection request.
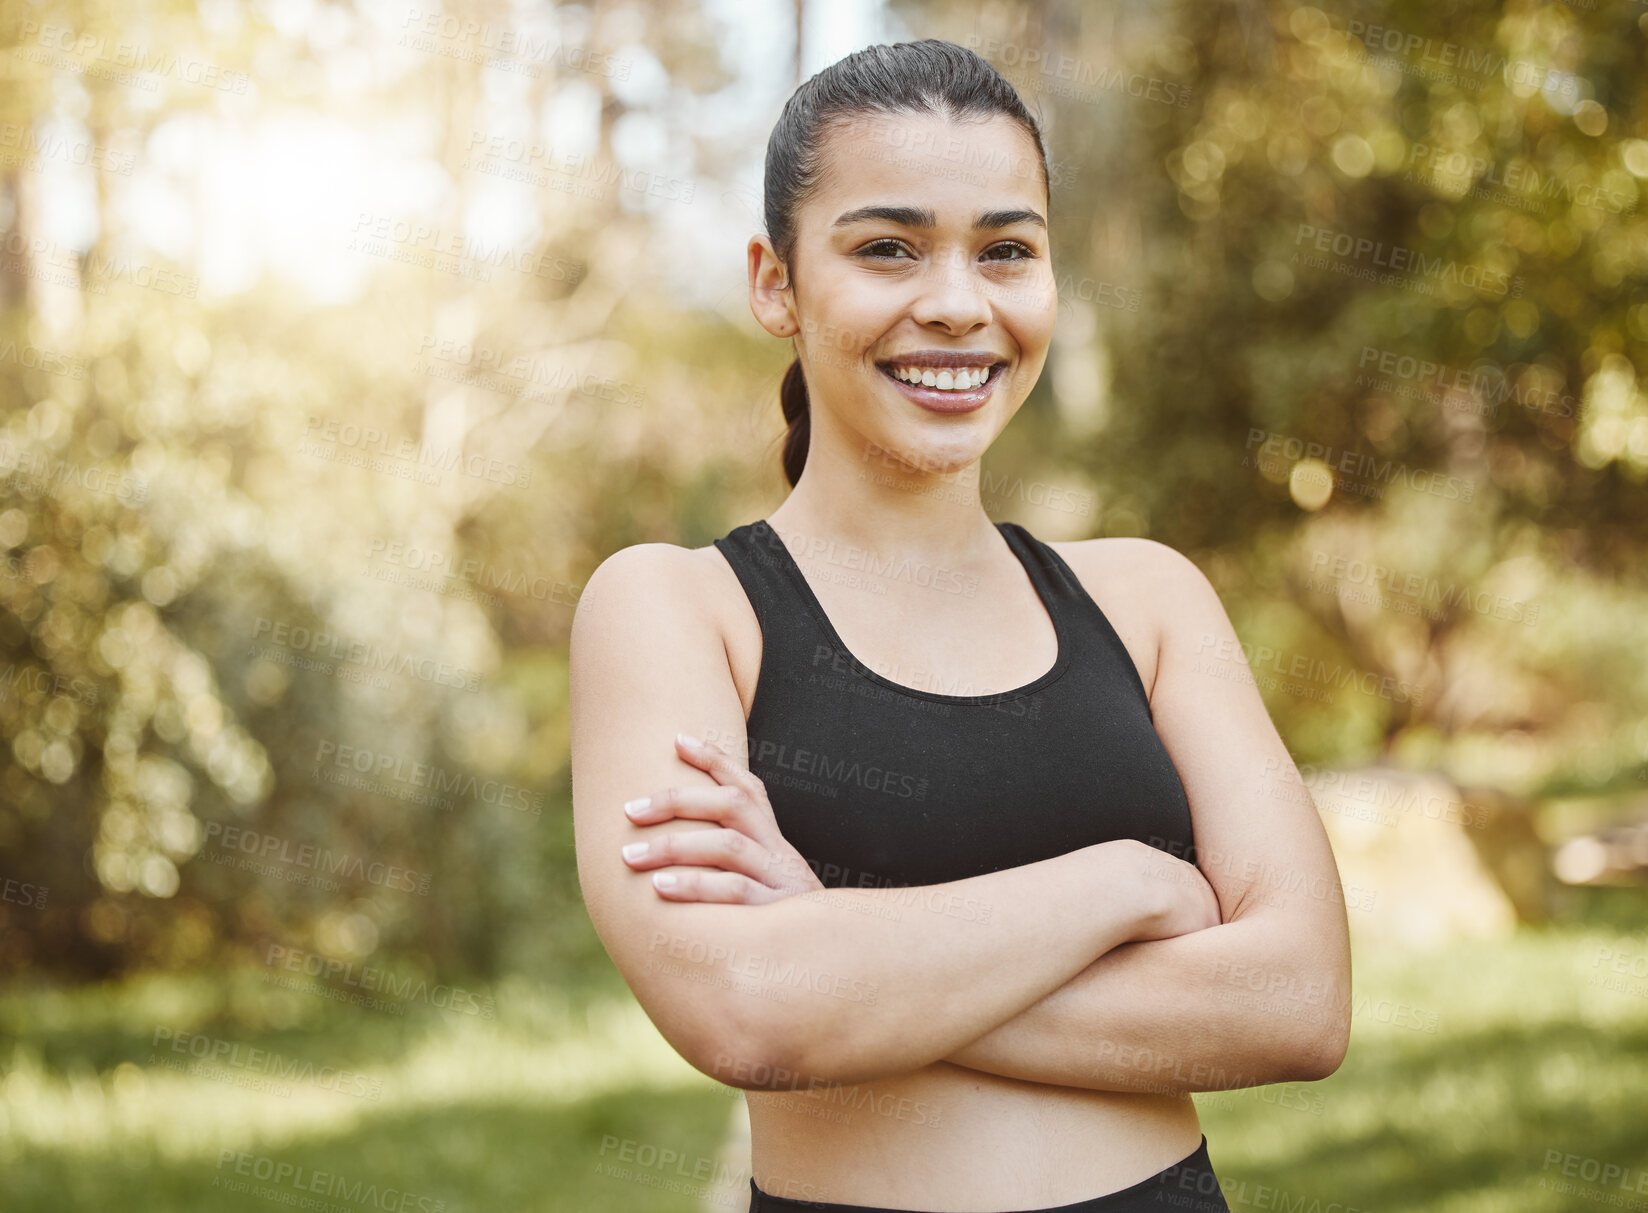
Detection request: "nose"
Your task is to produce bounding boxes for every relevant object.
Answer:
[908,248,992,334]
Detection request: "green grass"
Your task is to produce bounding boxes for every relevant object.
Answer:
[0,967,743,1212]
[3,924,1646,1211]
[1196,924,1648,1213]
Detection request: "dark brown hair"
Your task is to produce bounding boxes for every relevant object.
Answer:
[762,39,1049,487]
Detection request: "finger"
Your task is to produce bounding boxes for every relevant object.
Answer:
[623,785,748,826]
[627,787,781,851]
[673,733,739,772]
[756,847,822,890]
[649,866,787,905]
[675,733,768,800]
[622,827,777,885]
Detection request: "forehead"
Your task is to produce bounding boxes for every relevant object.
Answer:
[808,110,1047,220]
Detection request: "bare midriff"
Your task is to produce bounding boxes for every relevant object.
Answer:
[748,1063,1203,1210]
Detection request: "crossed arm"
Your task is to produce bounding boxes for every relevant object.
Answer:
[941,884,1349,1093]
[941,541,1353,1091]
[571,541,1351,1094]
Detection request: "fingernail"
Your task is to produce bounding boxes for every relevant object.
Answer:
[623,797,651,817]
[622,842,648,861]
[676,732,701,749]
[653,872,677,890]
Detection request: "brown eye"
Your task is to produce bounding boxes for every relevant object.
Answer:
[859,239,913,259]
[984,242,1036,261]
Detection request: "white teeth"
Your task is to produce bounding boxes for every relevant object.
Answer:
[890,365,993,390]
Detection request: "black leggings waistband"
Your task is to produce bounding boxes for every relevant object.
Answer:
[748,1134,1232,1213]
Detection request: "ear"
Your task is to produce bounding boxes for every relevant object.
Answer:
[748,236,797,339]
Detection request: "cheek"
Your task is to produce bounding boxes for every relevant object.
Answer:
[1002,321,1050,362]
[808,293,888,371]
[992,284,1057,343]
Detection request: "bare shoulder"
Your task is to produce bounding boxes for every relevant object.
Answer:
[571,537,759,715]
[1043,536,1222,699]
[573,542,693,635]
[1047,534,1200,582]
[572,540,745,638]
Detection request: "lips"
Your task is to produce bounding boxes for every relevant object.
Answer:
[875,359,1005,413]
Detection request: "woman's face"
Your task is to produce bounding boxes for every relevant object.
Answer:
[751,110,1057,478]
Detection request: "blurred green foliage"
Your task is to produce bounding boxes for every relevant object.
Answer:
[0,0,1643,975]
[0,0,1646,1205]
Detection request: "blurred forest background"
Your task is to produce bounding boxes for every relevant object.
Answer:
[1,0,1646,1209]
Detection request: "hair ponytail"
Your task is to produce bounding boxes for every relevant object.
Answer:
[761,40,1046,488]
[779,357,810,488]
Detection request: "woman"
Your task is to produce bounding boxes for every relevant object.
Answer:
[571,39,1351,1213]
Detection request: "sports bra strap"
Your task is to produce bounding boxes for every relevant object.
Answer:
[711,521,821,651]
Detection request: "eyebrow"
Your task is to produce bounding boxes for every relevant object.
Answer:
[831,205,1047,232]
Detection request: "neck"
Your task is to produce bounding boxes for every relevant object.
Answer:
[766,412,1002,567]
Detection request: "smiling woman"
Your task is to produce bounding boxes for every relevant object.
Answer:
[570,38,1350,1213]
[757,66,1057,480]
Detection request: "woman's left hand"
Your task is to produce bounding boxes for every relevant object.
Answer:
[619,733,826,904]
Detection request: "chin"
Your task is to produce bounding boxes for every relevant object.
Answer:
[870,435,988,478]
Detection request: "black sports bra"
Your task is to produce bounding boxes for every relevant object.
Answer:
[711,519,1196,889]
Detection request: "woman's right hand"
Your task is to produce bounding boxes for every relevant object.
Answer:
[1104,838,1224,941]
[618,732,826,903]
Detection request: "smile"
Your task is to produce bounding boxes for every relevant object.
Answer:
[887,364,993,391]
[875,359,1007,414]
